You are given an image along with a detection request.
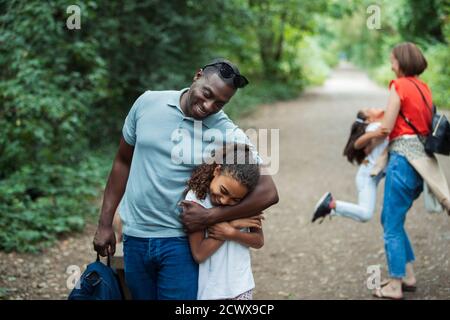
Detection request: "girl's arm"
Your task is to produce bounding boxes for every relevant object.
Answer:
[229,215,264,229]
[355,130,390,151]
[188,231,224,264]
[208,223,264,249]
[354,131,380,150]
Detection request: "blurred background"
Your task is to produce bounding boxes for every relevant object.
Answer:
[0,0,449,299]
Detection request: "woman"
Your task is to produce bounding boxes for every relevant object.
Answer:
[373,42,434,299]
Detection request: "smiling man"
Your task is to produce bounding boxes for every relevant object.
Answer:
[93,59,279,300]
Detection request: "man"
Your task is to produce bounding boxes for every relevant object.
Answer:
[93,59,279,299]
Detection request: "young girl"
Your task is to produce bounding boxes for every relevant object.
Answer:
[184,143,264,300]
[312,108,389,223]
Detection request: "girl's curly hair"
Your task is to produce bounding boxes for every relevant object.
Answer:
[186,143,260,200]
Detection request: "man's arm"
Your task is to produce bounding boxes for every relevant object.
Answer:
[180,172,278,233]
[93,137,134,256]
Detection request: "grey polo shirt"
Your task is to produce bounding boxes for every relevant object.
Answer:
[119,89,260,238]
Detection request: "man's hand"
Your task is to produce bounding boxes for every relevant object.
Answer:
[179,200,209,233]
[207,222,236,241]
[93,225,116,257]
[229,213,264,229]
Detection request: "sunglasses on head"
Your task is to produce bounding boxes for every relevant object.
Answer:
[202,62,249,88]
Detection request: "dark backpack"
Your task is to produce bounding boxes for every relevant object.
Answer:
[68,254,123,300]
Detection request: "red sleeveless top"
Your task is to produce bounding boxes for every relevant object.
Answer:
[389,77,433,140]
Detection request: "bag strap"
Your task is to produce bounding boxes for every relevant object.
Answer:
[407,78,434,115]
[398,111,427,148]
[398,78,434,138]
[96,252,111,267]
[399,111,422,136]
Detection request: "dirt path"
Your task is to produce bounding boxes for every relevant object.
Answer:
[1,63,449,300]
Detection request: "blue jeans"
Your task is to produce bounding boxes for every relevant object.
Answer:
[123,234,198,300]
[381,152,423,278]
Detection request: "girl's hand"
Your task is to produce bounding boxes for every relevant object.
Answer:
[230,214,264,229]
[372,127,390,138]
[208,222,236,241]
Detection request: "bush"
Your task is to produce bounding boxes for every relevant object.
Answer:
[421,44,450,109]
[0,152,111,253]
[0,0,228,253]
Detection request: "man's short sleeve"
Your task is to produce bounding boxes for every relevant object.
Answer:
[122,92,148,146]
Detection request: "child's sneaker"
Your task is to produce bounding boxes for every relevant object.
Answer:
[312,192,334,223]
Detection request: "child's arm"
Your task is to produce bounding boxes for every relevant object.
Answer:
[188,231,224,264]
[185,190,225,263]
[229,214,264,229]
[354,128,389,150]
[208,222,264,249]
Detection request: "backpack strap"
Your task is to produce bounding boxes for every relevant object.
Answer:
[96,252,111,267]
[399,111,422,136]
[398,79,434,138]
[407,78,435,117]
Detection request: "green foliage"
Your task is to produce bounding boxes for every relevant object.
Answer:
[0,1,108,174]
[235,0,328,79]
[422,43,450,109]
[328,0,450,109]
[0,153,111,252]
[395,0,446,43]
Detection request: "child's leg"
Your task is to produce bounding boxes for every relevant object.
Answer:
[334,166,379,222]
